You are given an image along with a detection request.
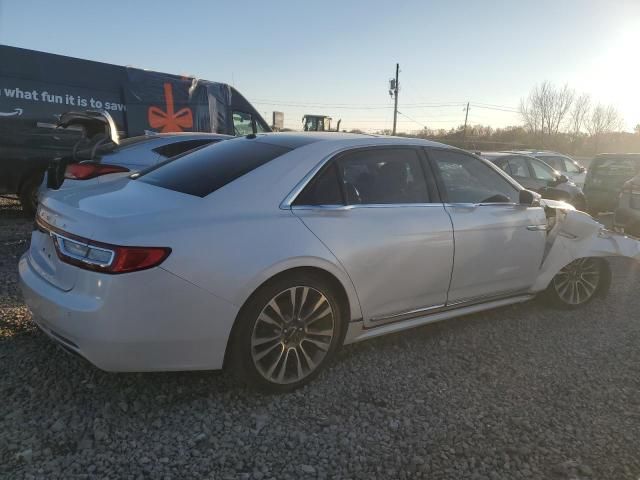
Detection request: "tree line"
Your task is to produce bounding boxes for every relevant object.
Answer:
[358,81,639,157]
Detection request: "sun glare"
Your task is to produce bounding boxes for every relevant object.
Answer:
[589,25,640,129]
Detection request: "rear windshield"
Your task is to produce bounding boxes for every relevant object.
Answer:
[137,138,291,197]
[590,157,640,177]
[96,135,155,156]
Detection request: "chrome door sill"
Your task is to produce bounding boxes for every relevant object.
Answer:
[343,294,534,345]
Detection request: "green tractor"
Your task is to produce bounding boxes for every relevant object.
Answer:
[302,115,342,132]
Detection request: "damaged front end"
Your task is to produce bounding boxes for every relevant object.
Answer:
[532,200,640,293]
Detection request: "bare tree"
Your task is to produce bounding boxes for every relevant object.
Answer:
[519,81,574,145]
[569,93,591,137]
[586,104,624,152]
[519,96,541,135]
[548,84,574,134]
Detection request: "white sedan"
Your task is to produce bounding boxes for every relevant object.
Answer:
[19,133,640,391]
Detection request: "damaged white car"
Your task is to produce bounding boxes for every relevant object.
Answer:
[19,134,640,392]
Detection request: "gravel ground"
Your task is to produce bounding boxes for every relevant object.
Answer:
[2,196,640,479]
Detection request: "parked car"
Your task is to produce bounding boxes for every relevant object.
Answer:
[480,152,587,210]
[512,150,586,188]
[584,153,640,215]
[19,134,640,392]
[0,45,270,213]
[614,173,640,237]
[52,132,231,190]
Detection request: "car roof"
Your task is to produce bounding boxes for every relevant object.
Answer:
[594,153,640,159]
[478,151,536,161]
[508,149,566,157]
[249,132,454,150]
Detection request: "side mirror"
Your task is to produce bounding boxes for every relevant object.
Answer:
[579,166,586,173]
[556,174,569,184]
[519,189,539,206]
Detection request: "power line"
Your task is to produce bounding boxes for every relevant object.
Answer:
[252,102,393,110]
[396,110,429,128]
[471,104,519,113]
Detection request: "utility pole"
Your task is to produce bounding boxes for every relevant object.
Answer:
[462,102,470,147]
[391,63,399,136]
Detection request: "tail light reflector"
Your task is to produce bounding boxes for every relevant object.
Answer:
[65,162,129,180]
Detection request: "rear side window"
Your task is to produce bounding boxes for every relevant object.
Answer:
[138,139,290,197]
[293,163,344,206]
[153,139,218,159]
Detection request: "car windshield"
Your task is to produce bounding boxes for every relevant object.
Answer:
[95,135,157,156]
[591,157,640,177]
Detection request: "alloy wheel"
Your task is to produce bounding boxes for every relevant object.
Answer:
[553,258,601,305]
[251,286,335,385]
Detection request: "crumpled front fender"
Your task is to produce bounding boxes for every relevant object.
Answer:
[532,209,640,292]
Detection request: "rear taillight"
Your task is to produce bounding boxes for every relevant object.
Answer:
[65,162,129,180]
[37,217,170,274]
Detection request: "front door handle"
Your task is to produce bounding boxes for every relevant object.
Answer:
[527,225,548,231]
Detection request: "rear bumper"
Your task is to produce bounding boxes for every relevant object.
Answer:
[19,253,239,372]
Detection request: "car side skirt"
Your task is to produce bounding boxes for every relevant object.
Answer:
[344,294,534,344]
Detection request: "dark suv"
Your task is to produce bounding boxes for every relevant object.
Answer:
[583,153,640,214]
[479,152,587,210]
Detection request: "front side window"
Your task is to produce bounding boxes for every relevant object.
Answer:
[564,160,581,173]
[430,150,519,203]
[505,156,531,178]
[303,117,318,131]
[541,156,565,171]
[233,111,254,136]
[530,159,556,181]
[337,148,429,204]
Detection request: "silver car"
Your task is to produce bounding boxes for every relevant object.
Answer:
[19,133,640,392]
[58,132,231,189]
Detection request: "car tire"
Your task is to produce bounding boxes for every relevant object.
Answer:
[19,172,43,216]
[542,257,610,309]
[229,271,344,392]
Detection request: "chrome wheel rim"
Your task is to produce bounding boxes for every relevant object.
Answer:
[251,286,335,385]
[553,258,600,305]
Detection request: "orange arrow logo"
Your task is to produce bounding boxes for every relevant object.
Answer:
[148,82,193,132]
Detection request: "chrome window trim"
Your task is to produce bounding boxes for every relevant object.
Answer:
[444,202,521,207]
[50,232,115,267]
[291,203,446,211]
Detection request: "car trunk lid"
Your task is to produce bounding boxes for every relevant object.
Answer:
[30,178,200,290]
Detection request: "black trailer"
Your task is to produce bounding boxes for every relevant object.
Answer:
[0,45,270,212]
